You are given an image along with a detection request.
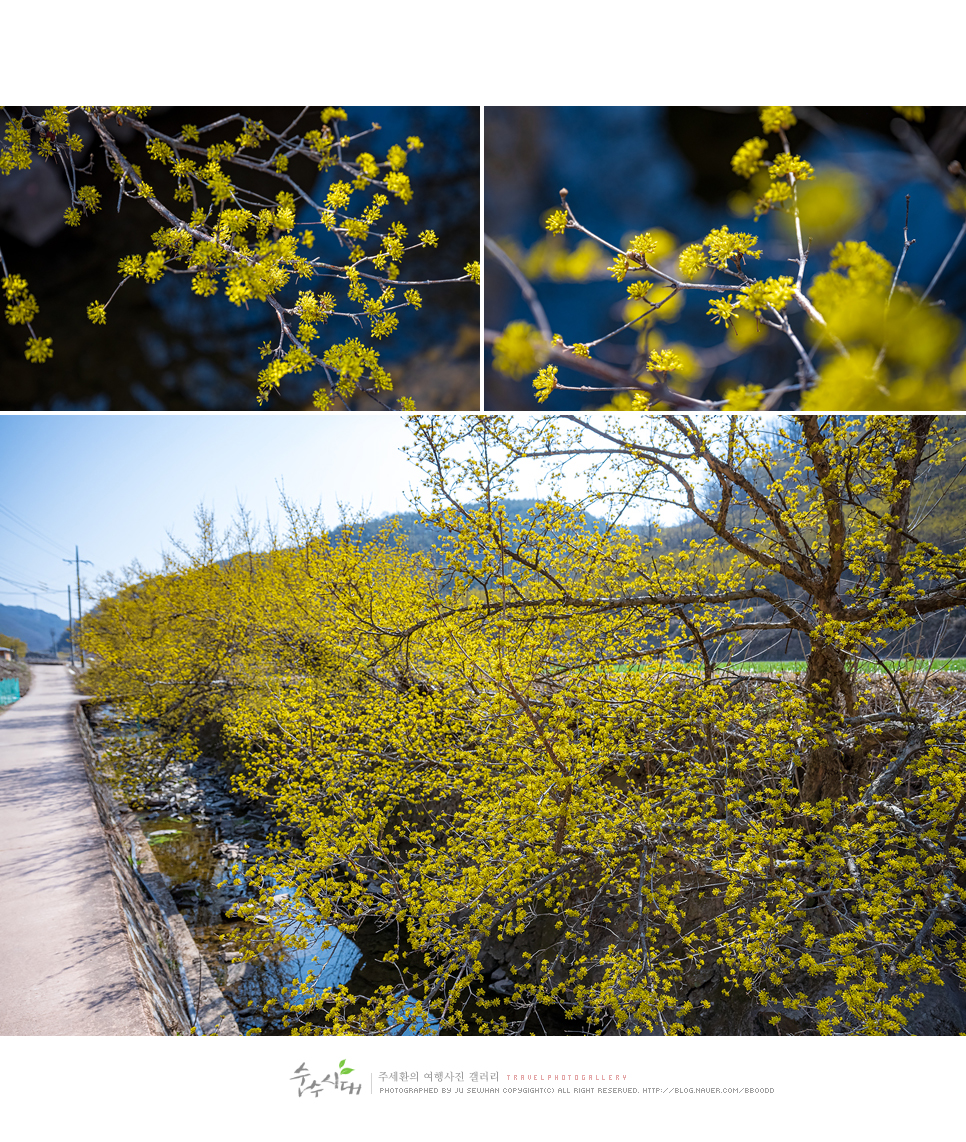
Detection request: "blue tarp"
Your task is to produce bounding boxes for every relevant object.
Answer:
[0,677,21,705]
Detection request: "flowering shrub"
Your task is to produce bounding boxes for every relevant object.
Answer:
[81,414,966,1035]
[1,106,479,410]
[486,107,966,411]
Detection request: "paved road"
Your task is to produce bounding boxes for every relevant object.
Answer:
[0,665,152,1034]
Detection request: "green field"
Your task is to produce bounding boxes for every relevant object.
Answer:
[735,659,966,674]
[615,658,966,675]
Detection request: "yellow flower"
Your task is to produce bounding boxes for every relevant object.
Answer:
[770,153,814,183]
[24,336,53,363]
[533,364,558,403]
[1,275,29,299]
[722,383,764,410]
[609,255,629,282]
[492,321,545,378]
[385,172,412,203]
[702,225,761,269]
[146,138,174,164]
[754,181,793,218]
[544,209,568,236]
[191,274,218,298]
[732,137,769,178]
[707,295,738,326]
[760,106,796,133]
[738,276,796,316]
[647,349,682,373]
[5,292,39,325]
[679,243,707,279]
[77,185,102,212]
[118,255,143,277]
[626,232,658,262]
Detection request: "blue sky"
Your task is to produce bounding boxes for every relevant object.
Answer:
[0,414,436,619]
[7,411,884,622]
[1,412,623,621]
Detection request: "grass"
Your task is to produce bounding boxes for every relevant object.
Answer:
[613,657,966,675]
[726,658,966,675]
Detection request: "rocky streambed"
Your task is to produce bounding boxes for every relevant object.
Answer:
[90,708,362,1035]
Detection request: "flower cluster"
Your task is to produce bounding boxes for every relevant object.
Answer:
[2,271,49,362]
[647,348,683,374]
[544,209,569,236]
[0,106,478,410]
[492,321,547,379]
[533,363,558,402]
[759,106,796,134]
[731,137,769,179]
[721,382,764,410]
[679,226,762,279]
[482,103,966,411]
[738,275,796,317]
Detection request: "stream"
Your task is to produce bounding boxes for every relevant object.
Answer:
[139,812,364,1035]
[93,708,434,1034]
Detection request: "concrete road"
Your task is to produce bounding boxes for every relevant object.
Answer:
[0,665,153,1034]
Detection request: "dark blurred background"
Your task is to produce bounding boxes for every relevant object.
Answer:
[484,107,966,410]
[1,106,479,411]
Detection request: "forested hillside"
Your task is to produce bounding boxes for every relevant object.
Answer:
[337,420,966,664]
[0,604,68,653]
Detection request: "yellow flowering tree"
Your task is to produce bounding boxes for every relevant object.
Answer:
[486,107,966,411]
[1,106,479,410]
[82,414,966,1035]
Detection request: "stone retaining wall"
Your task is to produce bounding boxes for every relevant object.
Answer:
[74,701,240,1036]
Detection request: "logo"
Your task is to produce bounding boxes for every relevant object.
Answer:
[290,1060,361,1097]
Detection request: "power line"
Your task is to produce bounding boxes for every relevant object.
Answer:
[0,574,69,596]
[0,500,73,556]
[0,519,70,560]
[0,591,68,604]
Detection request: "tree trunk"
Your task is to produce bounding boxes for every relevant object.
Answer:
[800,639,855,805]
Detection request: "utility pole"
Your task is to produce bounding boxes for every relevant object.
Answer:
[63,547,93,669]
[67,585,75,669]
